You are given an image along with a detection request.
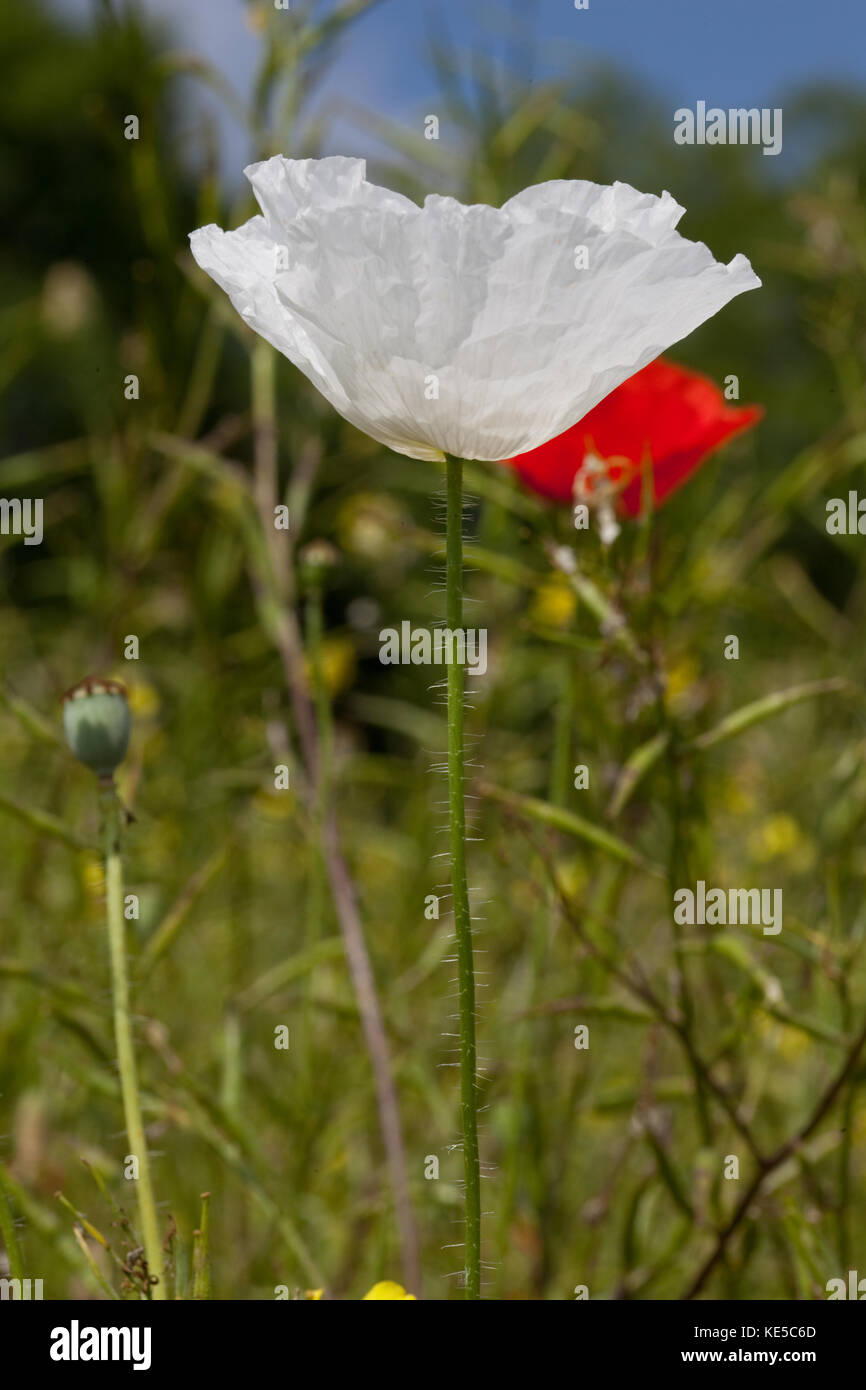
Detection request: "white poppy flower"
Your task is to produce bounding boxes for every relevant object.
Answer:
[190,156,759,463]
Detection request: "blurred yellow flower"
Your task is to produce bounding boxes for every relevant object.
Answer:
[720,776,757,816]
[755,1011,810,1060]
[774,1023,810,1061]
[530,577,577,628]
[748,814,815,870]
[305,1289,324,1301]
[556,856,589,900]
[306,636,357,698]
[123,680,161,718]
[81,853,105,914]
[363,1281,416,1300]
[665,655,700,708]
[253,786,296,821]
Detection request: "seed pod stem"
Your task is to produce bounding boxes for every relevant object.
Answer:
[99,782,165,1300]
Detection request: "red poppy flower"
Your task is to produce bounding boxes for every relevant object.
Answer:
[506,358,762,518]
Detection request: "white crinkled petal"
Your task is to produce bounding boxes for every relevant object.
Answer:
[189,156,760,462]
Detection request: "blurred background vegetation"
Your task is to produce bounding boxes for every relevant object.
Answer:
[2,0,866,1299]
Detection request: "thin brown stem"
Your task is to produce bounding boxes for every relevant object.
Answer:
[248,343,421,1294]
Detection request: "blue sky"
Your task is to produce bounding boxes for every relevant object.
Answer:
[55,0,866,179]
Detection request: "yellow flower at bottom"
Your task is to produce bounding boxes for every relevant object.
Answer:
[363,1281,416,1300]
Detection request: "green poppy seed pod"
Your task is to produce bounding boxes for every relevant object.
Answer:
[62,677,131,780]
